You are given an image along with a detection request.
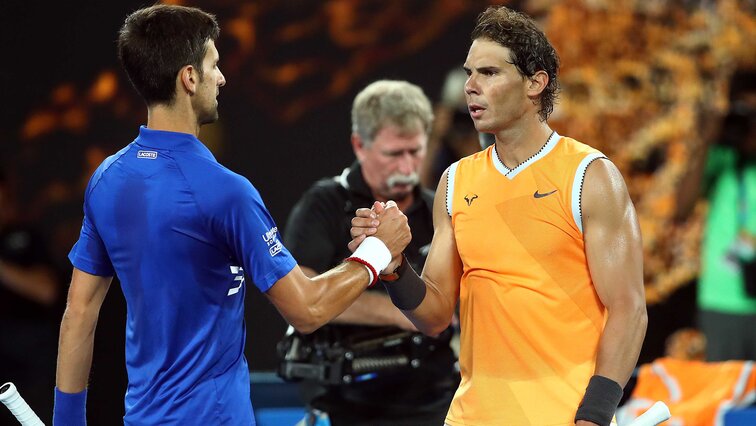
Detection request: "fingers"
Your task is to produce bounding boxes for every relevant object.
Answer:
[355,207,375,218]
[371,201,385,214]
[347,234,366,253]
[350,215,379,240]
[349,200,402,254]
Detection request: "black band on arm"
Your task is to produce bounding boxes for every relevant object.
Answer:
[574,375,623,426]
[381,255,426,310]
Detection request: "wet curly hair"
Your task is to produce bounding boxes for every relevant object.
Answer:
[471,6,560,121]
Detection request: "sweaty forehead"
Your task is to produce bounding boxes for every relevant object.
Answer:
[465,39,512,66]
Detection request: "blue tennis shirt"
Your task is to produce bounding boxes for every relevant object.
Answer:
[69,126,297,425]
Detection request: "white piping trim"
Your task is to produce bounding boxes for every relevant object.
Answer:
[491,144,511,176]
[715,361,754,426]
[336,167,350,190]
[491,132,561,179]
[571,152,606,234]
[651,361,682,403]
[446,161,459,217]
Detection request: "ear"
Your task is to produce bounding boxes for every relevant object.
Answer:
[351,133,367,162]
[178,64,199,96]
[526,70,549,98]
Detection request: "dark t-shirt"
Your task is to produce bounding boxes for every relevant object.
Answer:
[283,162,458,418]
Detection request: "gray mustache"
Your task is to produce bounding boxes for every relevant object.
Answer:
[387,172,419,187]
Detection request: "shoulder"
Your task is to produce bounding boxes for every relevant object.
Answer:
[181,159,263,212]
[86,144,133,195]
[554,136,603,158]
[582,158,630,219]
[293,175,348,210]
[307,176,344,197]
[457,145,491,168]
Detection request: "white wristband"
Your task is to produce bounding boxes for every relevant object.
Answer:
[351,236,392,275]
[360,265,374,285]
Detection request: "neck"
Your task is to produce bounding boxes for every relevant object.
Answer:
[147,101,200,136]
[493,122,553,169]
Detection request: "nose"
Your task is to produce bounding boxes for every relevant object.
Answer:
[464,74,479,96]
[397,151,416,175]
[218,70,226,87]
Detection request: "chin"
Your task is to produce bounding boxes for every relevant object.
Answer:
[390,191,412,202]
[199,112,219,126]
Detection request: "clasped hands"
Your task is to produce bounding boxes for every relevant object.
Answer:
[348,201,410,274]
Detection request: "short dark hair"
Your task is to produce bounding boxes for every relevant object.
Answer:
[471,6,560,121]
[118,5,220,106]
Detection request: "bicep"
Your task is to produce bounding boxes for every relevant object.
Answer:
[66,268,113,311]
[581,160,644,308]
[419,168,463,312]
[264,265,310,321]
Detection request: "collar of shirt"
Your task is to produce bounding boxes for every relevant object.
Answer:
[134,125,217,162]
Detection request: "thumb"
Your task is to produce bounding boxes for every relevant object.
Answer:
[371,201,386,214]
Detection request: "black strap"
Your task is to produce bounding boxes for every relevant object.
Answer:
[574,375,623,426]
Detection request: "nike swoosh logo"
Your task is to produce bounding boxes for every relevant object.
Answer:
[533,189,557,198]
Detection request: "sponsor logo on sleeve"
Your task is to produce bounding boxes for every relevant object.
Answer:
[262,226,283,257]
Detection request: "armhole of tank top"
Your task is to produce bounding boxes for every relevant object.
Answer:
[446,161,459,218]
[571,153,606,234]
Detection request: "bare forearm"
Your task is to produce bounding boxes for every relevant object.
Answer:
[332,291,416,330]
[56,308,99,392]
[594,304,647,386]
[403,276,455,336]
[0,260,58,305]
[294,262,372,333]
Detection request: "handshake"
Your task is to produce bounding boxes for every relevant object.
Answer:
[346,200,412,280]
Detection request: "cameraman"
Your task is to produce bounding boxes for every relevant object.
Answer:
[281,80,458,425]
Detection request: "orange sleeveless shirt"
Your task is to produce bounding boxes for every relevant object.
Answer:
[445,133,607,425]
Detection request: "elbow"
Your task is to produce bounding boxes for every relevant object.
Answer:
[636,302,648,335]
[618,296,648,335]
[60,304,98,335]
[420,323,449,338]
[292,321,319,335]
[416,313,453,337]
[289,306,327,335]
[631,292,648,326]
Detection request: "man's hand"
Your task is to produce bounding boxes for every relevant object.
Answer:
[349,201,408,273]
[372,201,411,259]
[348,205,378,253]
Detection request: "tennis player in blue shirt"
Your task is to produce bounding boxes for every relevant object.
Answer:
[53,5,410,425]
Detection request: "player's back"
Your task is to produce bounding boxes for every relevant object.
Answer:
[74,127,254,425]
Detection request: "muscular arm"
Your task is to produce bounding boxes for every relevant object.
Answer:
[582,159,647,387]
[267,204,410,334]
[400,169,463,336]
[300,266,416,330]
[56,268,113,393]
